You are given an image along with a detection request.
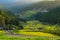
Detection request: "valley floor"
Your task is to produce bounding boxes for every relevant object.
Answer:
[0,30,60,40]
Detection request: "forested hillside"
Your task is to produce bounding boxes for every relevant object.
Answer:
[35,7,60,24]
[0,0,60,37]
[18,1,60,12]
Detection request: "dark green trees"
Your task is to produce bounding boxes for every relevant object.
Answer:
[35,7,60,24]
[0,9,24,30]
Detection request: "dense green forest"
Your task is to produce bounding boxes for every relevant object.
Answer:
[0,6,60,36]
[0,10,25,30]
[19,7,60,36]
[35,7,60,24]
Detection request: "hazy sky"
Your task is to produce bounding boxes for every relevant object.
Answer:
[0,0,45,5]
[0,0,41,3]
[0,0,56,8]
[0,0,43,8]
[0,0,56,4]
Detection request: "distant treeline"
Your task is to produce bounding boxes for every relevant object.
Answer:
[35,7,60,24]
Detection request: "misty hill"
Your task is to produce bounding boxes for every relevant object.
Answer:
[14,1,60,21]
[0,1,60,13]
[19,1,60,12]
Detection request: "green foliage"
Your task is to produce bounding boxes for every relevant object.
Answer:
[23,20,60,36]
[0,31,60,40]
[0,9,24,30]
[20,10,37,20]
[0,4,60,37]
[35,7,60,24]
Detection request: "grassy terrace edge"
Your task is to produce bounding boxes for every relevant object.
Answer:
[0,30,60,40]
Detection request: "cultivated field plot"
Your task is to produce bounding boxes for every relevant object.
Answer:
[0,30,60,40]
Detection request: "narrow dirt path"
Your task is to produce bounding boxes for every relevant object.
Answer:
[6,34,60,39]
[6,34,38,38]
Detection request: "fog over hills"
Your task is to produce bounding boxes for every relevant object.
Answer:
[0,0,60,13]
[15,0,60,13]
[0,0,43,9]
[0,0,57,8]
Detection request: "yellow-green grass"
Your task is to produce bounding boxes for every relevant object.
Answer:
[0,30,58,37]
[0,30,3,32]
[0,30,60,40]
[0,35,59,40]
[0,30,4,34]
[18,30,58,37]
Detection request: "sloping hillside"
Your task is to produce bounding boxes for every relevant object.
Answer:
[19,1,60,12]
[16,1,60,21]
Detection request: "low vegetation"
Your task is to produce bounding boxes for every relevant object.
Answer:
[0,31,60,40]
